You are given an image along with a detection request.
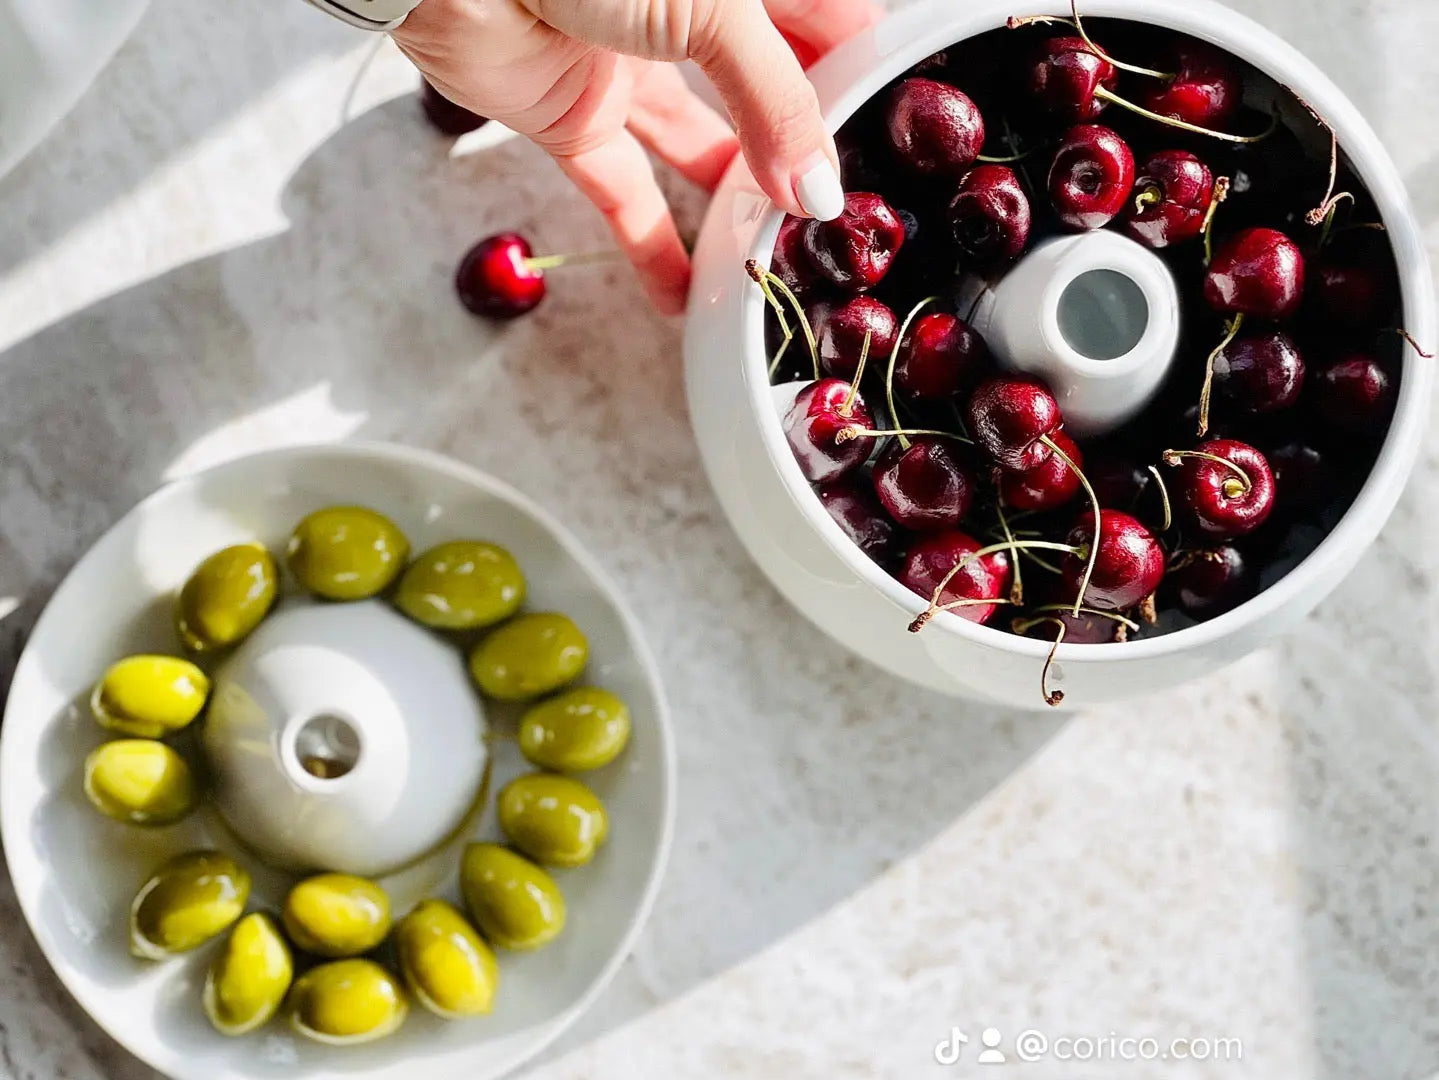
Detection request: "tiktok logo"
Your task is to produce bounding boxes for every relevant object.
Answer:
[934,1027,969,1065]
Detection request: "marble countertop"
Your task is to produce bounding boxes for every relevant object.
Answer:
[2,0,1438,1076]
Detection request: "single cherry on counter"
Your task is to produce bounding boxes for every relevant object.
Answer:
[965,376,1062,471]
[783,379,874,483]
[1123,150,1214,248]
[802,192,906,291]
[1049,124,1136,231]
[899,530,1012,625]
[1060,509,1166,611]
[456,233,546,318]
[873,437,976,531]
[884,77,985,179]
[421,80,489,136]
[948,165,1033,269]
[895,312,989,401]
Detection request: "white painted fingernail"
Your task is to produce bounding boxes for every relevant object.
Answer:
[795,156,845,221]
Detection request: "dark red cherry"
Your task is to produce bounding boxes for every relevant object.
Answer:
[1135,41,1241,129]
[1000,429,1084,512]
[1311,354,1395,433]
[884,77,985,179]
[421,79,489,136]
[1171,439,1275,539]
[898,530,1012,625]
[948,165,1032,269]
[1029,36,1118,122]
[803,192,906,292]
[1087,455,1152,514]
[894,313,989,401]
[1268,441,1327,515]
[813,296,899,380]
[456,233,545,318]
[1048,124,1135,230]
[1122,150,1214,248]
[1016,602,1120,644]
[816,481,898,564]
[1212,330,1305,413]
[1165,545,1255,620]
[1204,228,1306,321]
[772,214,819,299]
[1309,234,1396,329]
[964,377,1062,471]
[782,379,874,483]
[872,437,976,531]
[1060,509,1165,611]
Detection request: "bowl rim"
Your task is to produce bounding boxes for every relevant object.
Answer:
[0,439,678,1080]
[741,0,1436,663]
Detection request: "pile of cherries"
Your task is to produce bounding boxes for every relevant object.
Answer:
[761,16,1411,701]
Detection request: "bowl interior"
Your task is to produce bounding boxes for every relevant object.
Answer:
[739,0,1435,662]
[0,442,674,1080]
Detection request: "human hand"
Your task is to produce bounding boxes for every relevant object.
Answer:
[391,0,879,314]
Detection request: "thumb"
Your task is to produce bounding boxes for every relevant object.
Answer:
[688,0,845,221]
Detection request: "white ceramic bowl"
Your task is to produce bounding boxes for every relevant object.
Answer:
[684,0,1436,709]
[0,0,150,181]
[0,442,676,1080]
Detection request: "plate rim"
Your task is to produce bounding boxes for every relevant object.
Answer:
[0,439,678,1079]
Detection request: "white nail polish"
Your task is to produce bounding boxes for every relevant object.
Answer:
[795,158,845,221]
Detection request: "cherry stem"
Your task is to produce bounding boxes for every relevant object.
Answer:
[1133,185,1163,214]
[977,147,1035,164]
[1094,86,1275,143]
[747,260,819,380]
[1162,447,1253,496]
[1005,9,1173,81]
[909,539,1079,633]
[835,425,972,445]
[840,330,873,415]
[1030,617,1067,707]
[1028,604,1141,633]
[1200,176,1232,267]
[523,250,616,271]
[1304,113,1350,229]
[1040,433,1098,617]
[1197,312,1243,437]
[1388,328,1435,359]
[1312,191,1356,243]
[757,277,795,379]
[1147,464,1173,531]
[995,501,1025,605]
[768,334,793,379]
[886,296,940,451]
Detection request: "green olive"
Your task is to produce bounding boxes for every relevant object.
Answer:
[130,850,251,960]
[286,506,409,601]
[203,913,294,1035]
[83,740,196,826]
[518,687,631,772]
[175,543,278,654]
[90,655,209,738]
[282,873,391,957]
[394,899,499,1018]
[497,773,609,868]
[468,613,587,702]
[286,959,408,1045]
[460,843,565,951]
[395,541,525,631]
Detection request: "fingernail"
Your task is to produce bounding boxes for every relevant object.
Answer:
[794,155,845,221]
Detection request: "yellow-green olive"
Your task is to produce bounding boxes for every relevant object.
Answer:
[460,843,565,950]
[286,506,409,601]
[518,687,631,772]
[282,873,391,957]
[497,773,609,868]
[286,959,408,1045]
[395,541,525,631]
[203,913,294,1036]
[394,899,498,1018]
[130,850,251,960]
[175,543,278,654]
[468,613,587,702]
[90,655,209,738]
[83,740,196,826]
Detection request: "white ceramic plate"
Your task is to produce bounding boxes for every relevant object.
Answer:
[0,442,676,1080]
[0,0,151,181]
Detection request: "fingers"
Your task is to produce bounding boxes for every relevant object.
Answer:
[688,0,844,220]
[626,62,740,191]
[761,0,880,58]
[552,128,692,315]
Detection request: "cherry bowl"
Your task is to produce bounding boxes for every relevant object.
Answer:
[684,0,1434,708]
